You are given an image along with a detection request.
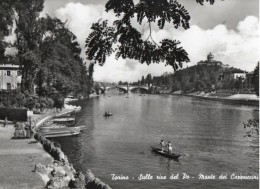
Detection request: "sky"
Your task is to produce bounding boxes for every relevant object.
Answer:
[42,0,259,82]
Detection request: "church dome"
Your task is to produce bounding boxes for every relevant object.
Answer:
[207,52,214,61]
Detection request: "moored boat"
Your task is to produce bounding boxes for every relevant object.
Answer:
[53,114,71,118]
[39,127,81,138]
[52,118,75,123]
[39,125,85,132]
[151,146,181,159]
[42,130,80,138]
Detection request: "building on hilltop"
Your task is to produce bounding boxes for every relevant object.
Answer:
[197,52,229,68]
[0,57,22,90]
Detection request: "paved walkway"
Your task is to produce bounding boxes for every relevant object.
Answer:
[0,108,73,189]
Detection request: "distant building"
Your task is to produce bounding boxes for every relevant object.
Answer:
[220,68,247,81]
[197,52,229,68]
[0,57,22,90]
[233,73,246,79]
[244,72,254,89]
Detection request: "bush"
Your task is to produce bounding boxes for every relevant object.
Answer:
[0,91,56,110]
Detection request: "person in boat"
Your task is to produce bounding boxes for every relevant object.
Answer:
[160,140,165,151]
[165,141,172,154]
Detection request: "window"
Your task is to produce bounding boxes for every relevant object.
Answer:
[7,71,11,76]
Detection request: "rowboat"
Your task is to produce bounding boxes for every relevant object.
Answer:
[104,113,113,117]
[151,146,181,159]
[39,125,85,132]
[42,130,80,138]
[53,114,71,118]
[39,127,81,138]
[52,118,75,123]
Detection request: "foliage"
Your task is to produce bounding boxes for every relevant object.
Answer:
[253,62,259,96]
[0,90,54,110]
[85,0,215,70]
[0,1,90,99]
[13,0,45,93]
[0,0,15,56]
[0,0,89,102]
[135,65,250,94]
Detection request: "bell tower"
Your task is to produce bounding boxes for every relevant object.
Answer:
[207,52,214,62]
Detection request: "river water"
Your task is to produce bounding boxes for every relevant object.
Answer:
[56,94,259,189]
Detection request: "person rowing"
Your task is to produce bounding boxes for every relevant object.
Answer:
[165,141,172,154]
[160,140,165,152]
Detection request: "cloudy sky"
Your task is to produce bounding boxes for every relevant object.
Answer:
[42,0,259,82]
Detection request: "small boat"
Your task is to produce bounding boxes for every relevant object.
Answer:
[53,114,71,118]
[104,112,113,117]
[42,130,80,138]
[39,127,81,138]
[151,146,181,159]
[39,125,85,132]
[52,118,75,123]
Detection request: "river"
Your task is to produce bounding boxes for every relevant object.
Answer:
[55,94,259,189]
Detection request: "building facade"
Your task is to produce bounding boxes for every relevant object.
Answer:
[0,64,22,90]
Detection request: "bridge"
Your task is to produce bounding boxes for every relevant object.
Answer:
[93,82,149,94]
[105,85,149,93]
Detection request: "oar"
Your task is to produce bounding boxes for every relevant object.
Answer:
[173,148,189,157]
[74,118,82,127]
[173,148,183,153]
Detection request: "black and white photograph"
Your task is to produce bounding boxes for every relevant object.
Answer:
[0,0,259,188]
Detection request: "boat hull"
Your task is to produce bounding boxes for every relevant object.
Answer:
[52,118,75,123]
[151,146,181,159]
[43,131,80,138]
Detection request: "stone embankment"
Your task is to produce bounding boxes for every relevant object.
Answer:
[34,113,112,189]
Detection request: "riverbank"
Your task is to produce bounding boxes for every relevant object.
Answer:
[0,106,112,189]
[170,91,259,107]
[0,109,60,189]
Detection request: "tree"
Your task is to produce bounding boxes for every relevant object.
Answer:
[13,0,45,93]
[145,74,152,87]
[35,16,88,98]
[0,0,14,57]
[141,76,145,85]
[253,62,259,96]
[85,0,215,70]
[0,1,90,100]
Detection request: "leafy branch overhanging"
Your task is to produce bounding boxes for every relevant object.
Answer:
[85,0,215,71]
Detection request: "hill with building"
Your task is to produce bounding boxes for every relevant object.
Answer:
[135,53,258,95]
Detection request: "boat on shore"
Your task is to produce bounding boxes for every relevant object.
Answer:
[39,127,81,138]
[39,125,85,132]
[52,118,75,123]
[42,130,80,138]
[53,113,72,118]
[151,146,181,159]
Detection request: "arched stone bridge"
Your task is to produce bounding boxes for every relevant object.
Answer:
[104,85,149,93]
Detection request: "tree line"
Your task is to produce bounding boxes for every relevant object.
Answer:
[129,64,259,94]
[0,0,91,109]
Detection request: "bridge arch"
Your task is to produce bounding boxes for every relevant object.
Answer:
[129,86,149,93]
[117,86,128,93]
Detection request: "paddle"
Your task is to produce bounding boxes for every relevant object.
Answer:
[173,148,189,157]
[74,118,82,127]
